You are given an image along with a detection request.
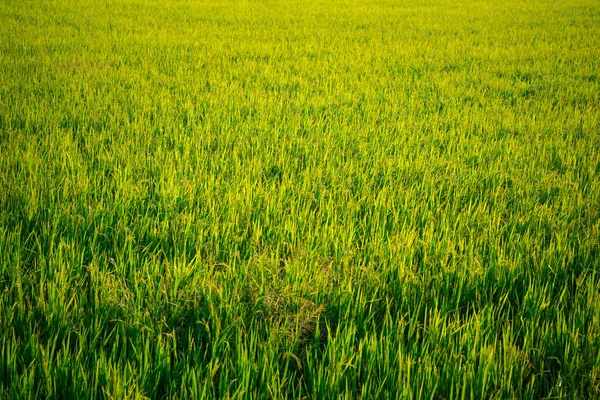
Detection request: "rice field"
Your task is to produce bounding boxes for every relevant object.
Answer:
[1,0,599,398]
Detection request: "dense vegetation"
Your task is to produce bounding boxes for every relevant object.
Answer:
[1,0,599,398]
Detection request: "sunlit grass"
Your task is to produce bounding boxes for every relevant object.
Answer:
[1,0,599,398]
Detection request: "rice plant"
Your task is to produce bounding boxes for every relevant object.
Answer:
[1,0,599,398]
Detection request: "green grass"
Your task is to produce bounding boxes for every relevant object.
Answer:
[1,0,600,398]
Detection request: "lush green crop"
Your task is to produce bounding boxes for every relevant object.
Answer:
[1,0,599,398]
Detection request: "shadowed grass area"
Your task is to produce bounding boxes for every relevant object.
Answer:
[1,0,599,398]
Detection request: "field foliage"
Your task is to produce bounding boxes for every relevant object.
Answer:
[1,0,600,398]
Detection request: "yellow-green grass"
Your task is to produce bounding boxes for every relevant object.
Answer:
[1,0,599,398]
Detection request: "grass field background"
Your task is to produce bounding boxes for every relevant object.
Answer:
[1,0,600,398]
